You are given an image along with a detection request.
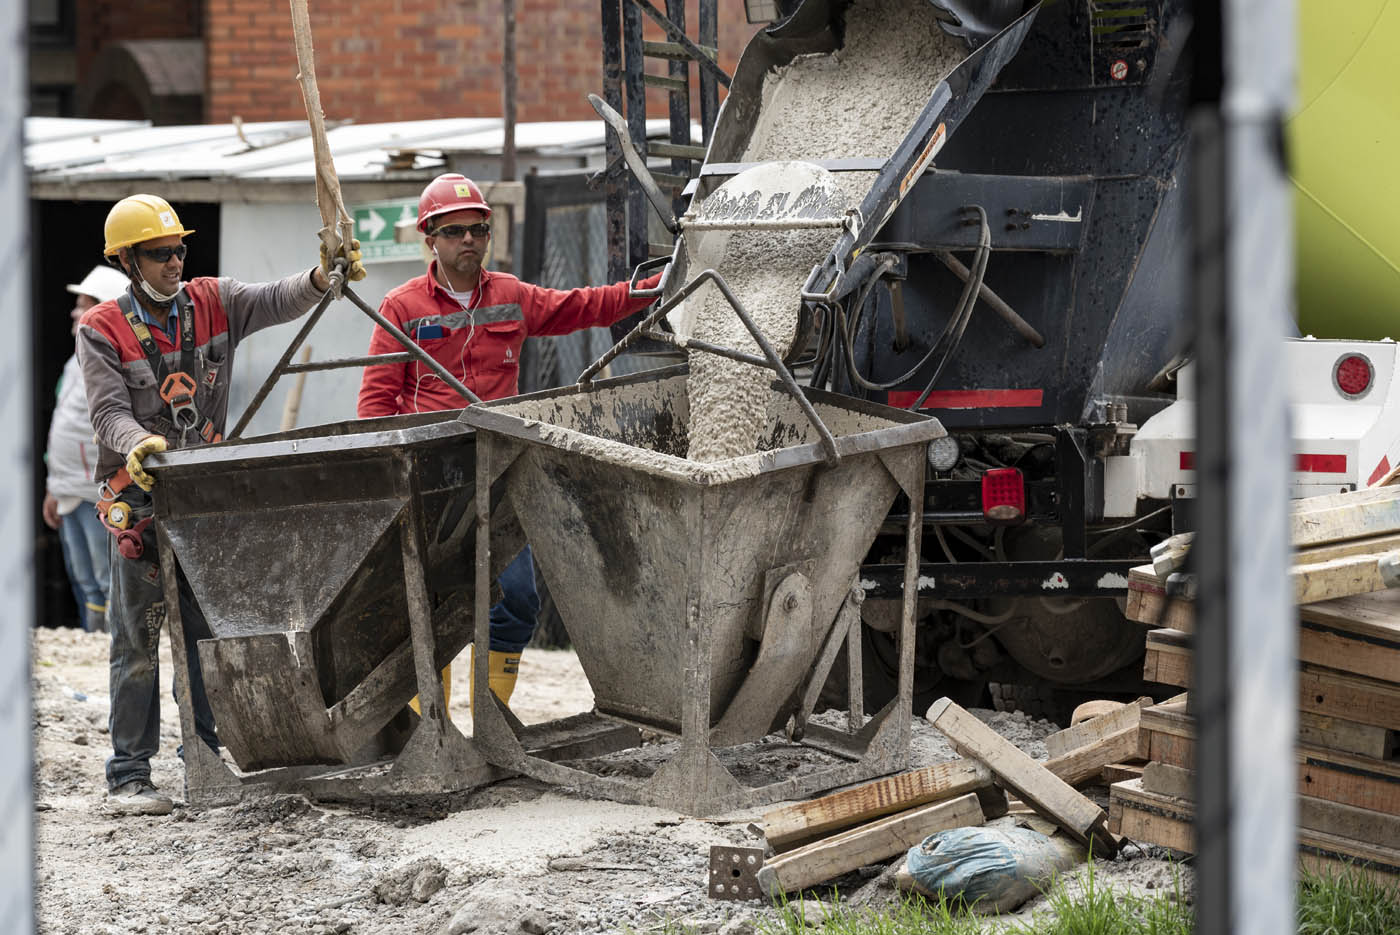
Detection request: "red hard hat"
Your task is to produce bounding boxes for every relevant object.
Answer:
[417,174,492,232]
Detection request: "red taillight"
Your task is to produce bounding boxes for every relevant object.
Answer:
[1334,353,1374,398]
[981,468,1026,524]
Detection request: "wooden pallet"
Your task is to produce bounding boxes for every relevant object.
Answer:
[1138,703,1400,816]
[1126,574,1400,684]
[1141,629,1400,732]
[1109,778,1400,889]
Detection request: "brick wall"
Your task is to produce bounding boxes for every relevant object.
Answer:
[75,0,202,84]
[204,0,764,126]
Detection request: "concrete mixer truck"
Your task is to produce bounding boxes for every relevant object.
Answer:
[598,0,1400,720]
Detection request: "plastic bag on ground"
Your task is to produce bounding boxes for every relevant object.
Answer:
[895,824,1087,913]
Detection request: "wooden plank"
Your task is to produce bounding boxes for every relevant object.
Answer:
[759,758,993,852]
[1101,763,1145,784]
[1299,794,1400,849]
[1042,724,1149,787]
[1303,587,1400,643]
[1296,531,1400,565]
[1299,748,1400,817]
[1291,487,1400,547]
[1298,712,1395,760]
[1142,761,1195,800]
[755,792,984,896]
[1125,583,1196,630]
[1293,552,1399,604]
[1297,619,1400,684]
[1045,697,1152,759]
[926,698,1118,855]
[1143,633,1400,729]
[1111,778,1400,887]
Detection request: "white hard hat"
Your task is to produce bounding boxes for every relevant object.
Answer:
[66,265,130,304]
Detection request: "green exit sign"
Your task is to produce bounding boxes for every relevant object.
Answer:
[350,199,422,263]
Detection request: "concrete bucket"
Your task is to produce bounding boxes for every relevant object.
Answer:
[143,412,643,804]
[460,366,945,814]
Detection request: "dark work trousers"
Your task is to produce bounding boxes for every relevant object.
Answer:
[488,545,540,653]
[104,495,219,792]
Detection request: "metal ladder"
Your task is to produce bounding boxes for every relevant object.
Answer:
[599,0,725,280]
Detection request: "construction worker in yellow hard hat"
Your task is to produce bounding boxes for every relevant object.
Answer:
[76,193,365,817]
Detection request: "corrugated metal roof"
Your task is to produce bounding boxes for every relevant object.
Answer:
[26,116,699,185]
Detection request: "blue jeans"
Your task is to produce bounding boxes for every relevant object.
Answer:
[58,502,111,628]
[105,495,219,792]
[489,546,540,653]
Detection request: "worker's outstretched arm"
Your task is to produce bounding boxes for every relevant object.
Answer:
[523,272,661,337]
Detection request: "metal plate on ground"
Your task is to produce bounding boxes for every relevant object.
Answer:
[709,845,766,900]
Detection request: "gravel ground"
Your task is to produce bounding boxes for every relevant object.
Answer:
[32,626,1189,934]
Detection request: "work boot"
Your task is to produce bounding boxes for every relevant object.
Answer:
[469,646,521,714]
[407,664,452,718]
[84,606,107,633]
[104,779,173,816]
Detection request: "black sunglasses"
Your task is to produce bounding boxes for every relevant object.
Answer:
[431,222,491,240]
[138,244,188,263]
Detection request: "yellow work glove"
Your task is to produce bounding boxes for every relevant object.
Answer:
[319,237,367,283]
[126,435,168,491]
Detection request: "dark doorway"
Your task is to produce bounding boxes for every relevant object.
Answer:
[30,196,221,629]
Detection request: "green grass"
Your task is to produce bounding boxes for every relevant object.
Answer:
[1297,863,1400,935]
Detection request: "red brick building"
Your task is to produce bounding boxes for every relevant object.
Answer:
[30,0,765,125]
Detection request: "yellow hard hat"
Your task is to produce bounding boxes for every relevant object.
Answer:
[103,194,195,256]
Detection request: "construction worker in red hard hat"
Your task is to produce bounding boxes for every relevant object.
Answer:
[76,193,366,817]
[357,173,662,714]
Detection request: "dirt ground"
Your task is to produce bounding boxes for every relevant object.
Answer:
[32,626,1191,935]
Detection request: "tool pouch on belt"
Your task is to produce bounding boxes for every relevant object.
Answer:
[97,469,154,561]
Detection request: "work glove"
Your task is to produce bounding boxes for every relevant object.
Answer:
[126,435,168,491]
[319,237,367,284]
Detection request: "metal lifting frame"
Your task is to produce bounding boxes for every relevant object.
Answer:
[228,279,482,439]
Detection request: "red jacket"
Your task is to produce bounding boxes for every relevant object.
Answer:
[356,264,660,416]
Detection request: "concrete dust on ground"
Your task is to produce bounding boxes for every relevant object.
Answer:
[32,626,1189,934]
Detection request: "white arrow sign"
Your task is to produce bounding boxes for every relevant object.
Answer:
[358,208,386,240]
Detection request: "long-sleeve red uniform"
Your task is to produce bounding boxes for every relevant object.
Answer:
[356,264,660,416]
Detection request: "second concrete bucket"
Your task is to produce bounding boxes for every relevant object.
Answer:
[460,366,945,815]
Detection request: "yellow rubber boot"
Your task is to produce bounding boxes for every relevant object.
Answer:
[408,664,451,716]
[468,647,521,714]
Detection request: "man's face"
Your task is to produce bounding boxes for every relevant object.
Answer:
[129,234,186,296]
[425,209,489,283]
[69,293,98,337]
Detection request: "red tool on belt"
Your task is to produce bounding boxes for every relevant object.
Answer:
[97,467,152,560]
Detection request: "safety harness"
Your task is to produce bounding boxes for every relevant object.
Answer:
[97,290,222,559]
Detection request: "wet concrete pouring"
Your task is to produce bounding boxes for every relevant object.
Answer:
[33,627,1190,935]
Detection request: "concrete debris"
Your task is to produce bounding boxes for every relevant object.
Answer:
[373,857,447,905]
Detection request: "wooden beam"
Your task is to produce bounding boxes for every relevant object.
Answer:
[1045,697,1151,759]
[926,698,1118,855]
[759,759,992,852]
[1111,778,1400,889]
[1141,761,1194,800]
[1291,486,1400,547]
[1297,712,1395,760]
[1100,763,1145,784]
[1293,552,1400,604]
[1042,724,1149,787]
[755,792,984,896]
[1299,794,1400,850]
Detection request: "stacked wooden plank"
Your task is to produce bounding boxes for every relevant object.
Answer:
[1113,487,1400,887]
[754,698,1145,896]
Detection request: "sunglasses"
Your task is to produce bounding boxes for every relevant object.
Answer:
[138,244,188,263]
[431,223,491,240]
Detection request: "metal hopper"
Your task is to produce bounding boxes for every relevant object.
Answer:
[460,366,944,815]
[146,411,634,805]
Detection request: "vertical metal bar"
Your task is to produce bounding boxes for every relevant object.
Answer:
[1192,2,1297,933]
[502,0,518,184]
[402,462,448,726]
[698,0,719,144]
[1,1,34,918]
[899,459,924,747]
[474,437,494,729]
[622,0,650,270]
[600,0,628,282]
[665,0,691,218]
[847,589,864,729]
[1055,428,1087,558]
